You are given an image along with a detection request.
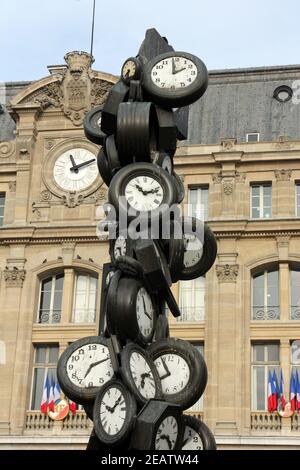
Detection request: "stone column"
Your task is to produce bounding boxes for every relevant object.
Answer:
[274,170,293,217]
[61,269,75,323]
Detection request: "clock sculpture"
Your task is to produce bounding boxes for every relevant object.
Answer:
[57,28,217,451]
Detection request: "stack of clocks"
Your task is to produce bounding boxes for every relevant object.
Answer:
[57,32,217,451]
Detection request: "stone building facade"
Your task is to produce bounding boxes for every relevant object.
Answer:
[1,51,300,449]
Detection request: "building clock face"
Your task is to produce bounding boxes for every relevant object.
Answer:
[53,148,98,192]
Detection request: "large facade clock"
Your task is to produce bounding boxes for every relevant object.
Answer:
[53,148,98,192]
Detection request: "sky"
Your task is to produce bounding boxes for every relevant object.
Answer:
[1,0,300,82]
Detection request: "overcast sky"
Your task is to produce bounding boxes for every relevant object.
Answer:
[1,0,300,82]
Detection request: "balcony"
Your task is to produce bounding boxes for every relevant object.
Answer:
[251,412,282,431]
[25,411,92,434]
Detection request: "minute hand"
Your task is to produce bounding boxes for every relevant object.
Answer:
[174,67,186,74]
[84,357,109,379]
[70,158,96,172]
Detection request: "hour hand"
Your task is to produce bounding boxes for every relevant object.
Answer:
[69,155,78,174]
[70,158,96,172]
[174,67,186,74]
[160,357,171,380]
[84,357,109,379]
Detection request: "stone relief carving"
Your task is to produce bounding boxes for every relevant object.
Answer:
[213,171,246,191]
[45,139,56,150]
[94,186,108,203]
[216,264,239,282]
[4,267,26,287]
[32,202,42,219]
[222,179,234,196]
[221,138,237,151]
[21,52,113,127]
[40,190,52,202]
[274,169,292,181]
[62,191,84,208]
[9,182,16,192]
[0,142,16,159]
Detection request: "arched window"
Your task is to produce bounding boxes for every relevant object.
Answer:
[72,273,98,323]
[290,269,300,320]
[38,274,64,324]
[252,269,279,320]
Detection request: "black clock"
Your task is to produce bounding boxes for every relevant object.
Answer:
[109,230,134,263]
[173,172,185,203]
[181,416,216,450]
[151,151,173,174]
[101,80,129,135]
[142,51,208,108]
[148,338,207,410]
[121,57,143,84]
[106,275,157,346]
[119,343,162,405]
[84,105,106,145]
[130,400,183,450]
[153,312,170,341]
[57,336,115,404]
[135,238,172,293]
[93,379,137,447]
[108,162,178,221]
[180,217,217,280]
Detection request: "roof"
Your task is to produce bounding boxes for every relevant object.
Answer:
[187,65,300,144]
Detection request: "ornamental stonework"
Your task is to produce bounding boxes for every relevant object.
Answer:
[222,179,234,195]
[274,169,292,181]
[62,191,84,208]
[216,264,239,282]
[0,142,16,159]
[4,267,26,287]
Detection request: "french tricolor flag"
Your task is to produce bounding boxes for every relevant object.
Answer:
[48,377,55,412]
[295,370,300,412]
[290,371,297,412]
[69,400,77,415]
[40,374,50,414]
[268,370,274,412]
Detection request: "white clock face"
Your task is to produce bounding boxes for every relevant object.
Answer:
[154,354,190,395]
[114,235,127,260]
[155,416,178,450]
[182,425,203,450]
[66,344,113,388]
[53,148,98,191]
[125,176,164,212]
[183,234,203,268]
[136,287,154,338]
[129,352,156,400]
[99,387,126,436]
[151,56,198,90]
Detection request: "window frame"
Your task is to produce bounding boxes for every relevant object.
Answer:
[251,268,280,321]
[246,133,260,142]
[188,186,209,222]
[29,343,59,411]
[178,277,206,322]
[250,183,272,219]
[295,183,300,217]
[72,272,98,324]
[0,192,6,227]
[37,273,64,324]
[251,342,280,411]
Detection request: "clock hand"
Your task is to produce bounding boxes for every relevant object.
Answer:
[70,158,96,172]
[159,357,171,381]
[140,372,151,389]
[142,296,152,321]
[174,67,186,75]
[83,357,110,379]
[159,434,173,449]
[69,155,79,174]
[172,58,176,75]
[109,395,123,413]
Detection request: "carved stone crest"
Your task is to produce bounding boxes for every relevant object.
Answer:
[4,267,26,287]
[62,191,84,208]
[9,182,16,192]
[40,190,52,202]
[222,179,234,196]
[274,169,292,181]
[216,264,239,282]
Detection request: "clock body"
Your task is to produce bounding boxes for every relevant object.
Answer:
[57,336,115,404]
[181,416,216,450]
[142,51,208,107]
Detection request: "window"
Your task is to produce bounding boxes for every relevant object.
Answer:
[291,270,300,320]
[251,184,272,219]
[291,340,300,377]
[0,193,5,227]
[252,269,279,320]
[31,344,59,410]
[38,274,64,324]
[188,344,204,412]
[246,133,260,142]
[296,184,300,217]
[72,274,98,323]
[251,343,280,411]
[179,277,205,322]
[188,187,209,221]
[273,85,293,103]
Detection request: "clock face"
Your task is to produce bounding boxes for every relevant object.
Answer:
[151,56,198,91]
[53,148,98,192]
[129,351,156,400]
[122,60,137,79]
[155,416,178,450]
[99,386,127,436]
[136,287,154,338]
[114,235,127,260]
[125,176,164,211]
[183,234,203,268]
[66,343,113,388]
[154,354,190,395]
[182,425,203,451]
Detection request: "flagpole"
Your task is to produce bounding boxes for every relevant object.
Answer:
[90,0,96,57]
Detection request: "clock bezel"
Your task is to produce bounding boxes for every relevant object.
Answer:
[43,138,102,199]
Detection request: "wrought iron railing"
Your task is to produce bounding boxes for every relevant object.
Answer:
[252,306,280,321]
[291,307,300,320]
[177,307,205,322]
[39,310,61,324]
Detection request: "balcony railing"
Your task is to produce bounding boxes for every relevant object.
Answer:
[252,307,280,321]
[251,412,282,431]
[291,414,300,431]
[39,310,61,324]
[177,307,205,322]
[25,411,92,434]
[291,307,300,320]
